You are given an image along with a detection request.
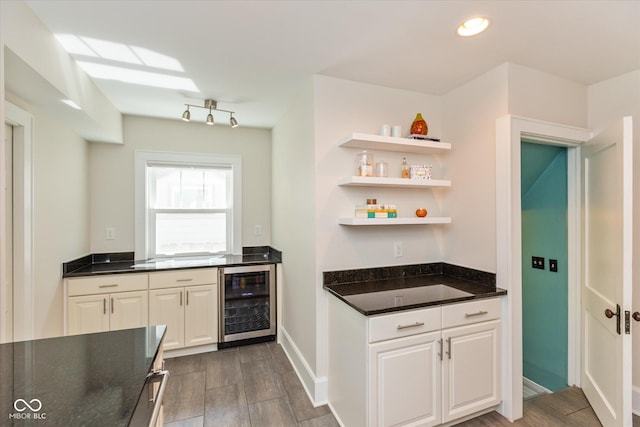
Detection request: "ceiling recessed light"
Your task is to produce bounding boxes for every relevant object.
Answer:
[457,17,490,37]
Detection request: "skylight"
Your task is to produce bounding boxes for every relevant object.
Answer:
[81,37,142,65]
[54,34,194,91]
[77,62,199,92]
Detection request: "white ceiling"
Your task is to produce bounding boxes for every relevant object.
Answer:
[24,0,640,129]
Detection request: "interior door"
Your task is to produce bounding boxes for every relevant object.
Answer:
[581,116,633,427]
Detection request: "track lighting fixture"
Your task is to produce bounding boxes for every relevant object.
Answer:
[180,99,238,127]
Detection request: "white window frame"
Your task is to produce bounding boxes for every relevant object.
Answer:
[135,150,242,259]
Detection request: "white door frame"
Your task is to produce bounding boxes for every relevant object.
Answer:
[2,101,35,342]
[495,115,592,421]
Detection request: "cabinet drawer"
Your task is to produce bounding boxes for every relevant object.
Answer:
[369,306,441,343]
[442,297,501,329]
[149,268,217,289]
[67,274,148,296]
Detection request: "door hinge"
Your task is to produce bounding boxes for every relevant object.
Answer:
[625,311,631,334]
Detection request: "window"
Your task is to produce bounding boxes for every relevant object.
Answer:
[135,151,242,259]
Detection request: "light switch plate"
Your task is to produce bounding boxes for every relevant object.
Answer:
[532,256,544,270]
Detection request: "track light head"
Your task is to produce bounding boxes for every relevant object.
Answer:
[206,109,214,126]
[230,115,239,128]
[181,107,190,122]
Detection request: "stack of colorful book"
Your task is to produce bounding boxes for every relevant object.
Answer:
[354,204,397,218]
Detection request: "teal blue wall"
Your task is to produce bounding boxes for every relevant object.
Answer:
[521,142,568,392]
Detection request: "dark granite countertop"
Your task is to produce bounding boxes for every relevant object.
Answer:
[323,263,506,316]
[63,246,282,278]
[0,325,166,427]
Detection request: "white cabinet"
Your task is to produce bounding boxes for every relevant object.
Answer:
[370,331,442,427]
[110,290,149,331]
[148,269,218,351]
[66,274,148,335]
[184,284,217,347]
[149,288,184,350]
[337,133,452,226]
[328,295,501,427]
[67,294,110,334]
[442,320,501,423]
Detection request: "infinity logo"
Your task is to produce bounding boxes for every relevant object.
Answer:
[13,398,42,412]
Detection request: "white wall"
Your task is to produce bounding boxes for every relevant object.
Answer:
[89,115,271,254]
[6,94,90,339]
[587,70,640,410]
[442,64,509,272]
[507,63,588,128]
[271,79,319,396]
[314,76,445,272]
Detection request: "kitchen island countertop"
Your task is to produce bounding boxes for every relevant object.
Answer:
[0,325,166,426]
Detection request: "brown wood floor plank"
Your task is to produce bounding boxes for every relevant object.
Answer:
[248,397,298,427]
[204,383,251,427]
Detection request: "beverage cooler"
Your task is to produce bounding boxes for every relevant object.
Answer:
[218,264,276,344]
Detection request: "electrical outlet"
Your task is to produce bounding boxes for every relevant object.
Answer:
[106,227,116,240]
[532,256,544,270]
[394,241,403,258]
[549,259,558,272]
[254,225,262,236]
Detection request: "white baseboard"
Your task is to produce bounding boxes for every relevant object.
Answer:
[633,385,640,416]
[164,343,218,359]
[279,327,328,406]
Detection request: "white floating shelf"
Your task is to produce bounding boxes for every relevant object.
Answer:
[338,132,451,153]
[338,217,452,226]
[338,176,451,188]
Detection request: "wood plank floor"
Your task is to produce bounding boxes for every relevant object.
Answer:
[162,341,339,426]
[453,386,640,427]
[163,341,639,426]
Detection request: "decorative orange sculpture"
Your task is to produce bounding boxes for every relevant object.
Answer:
[410,113,428,135]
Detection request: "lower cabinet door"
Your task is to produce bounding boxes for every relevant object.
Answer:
[369,331,442,427]
[68,295,109,335]
[442,320,501,423]
[110,290,149,331]
[149,288,185,350]
[184,285,217,347]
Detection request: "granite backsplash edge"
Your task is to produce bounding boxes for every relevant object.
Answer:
[323,262,496,288]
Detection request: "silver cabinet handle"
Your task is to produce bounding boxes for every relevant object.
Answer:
[179,291,183,306]
[176,279,192,282]
[438,338,443,361]
[397,321,425,330]
[99,284,118,288]
[103,298,106,314]
[147,370,170,427]
[186,290,189,305]
[446,337,452,359]
[111,297,114,314]
[465,310,488,318]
